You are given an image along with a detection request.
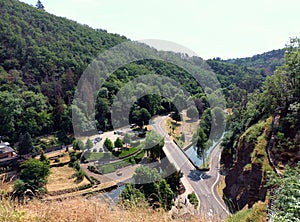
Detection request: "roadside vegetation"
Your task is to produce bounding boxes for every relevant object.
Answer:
[120,164,183,211]
[187,192,199,208]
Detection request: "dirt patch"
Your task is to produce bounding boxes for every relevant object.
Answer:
[46,165,90,193]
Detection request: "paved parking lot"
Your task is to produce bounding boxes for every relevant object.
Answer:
[86,128,133,152]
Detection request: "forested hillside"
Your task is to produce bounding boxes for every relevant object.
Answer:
[226,49,285,75]
[221,39,300,221]
[0,0,128,142]
[0,0,265,145]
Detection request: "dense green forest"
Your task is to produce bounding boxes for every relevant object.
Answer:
[0,0,235,144]
[0,0,273,146]
[0,0,128,142]
[226,49,285,75]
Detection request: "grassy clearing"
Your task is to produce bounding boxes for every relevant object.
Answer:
[181,110,199,146]
[86,147,141,162]
[46,165,90,193]
[49,153,70,166]
[249,118,273,172]
[86,152,112,161]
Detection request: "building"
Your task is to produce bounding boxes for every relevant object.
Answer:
[0,142,16,160]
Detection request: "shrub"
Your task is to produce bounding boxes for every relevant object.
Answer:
[75,169,85,181]
[188,192,199,208]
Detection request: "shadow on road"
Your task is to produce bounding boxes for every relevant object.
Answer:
[188,169,211,181]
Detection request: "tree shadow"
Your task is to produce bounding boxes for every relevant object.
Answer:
[188,169,211,181]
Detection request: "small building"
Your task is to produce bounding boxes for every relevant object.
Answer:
[0,142,15,159]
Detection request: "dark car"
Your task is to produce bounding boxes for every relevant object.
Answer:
[95,137,101,142]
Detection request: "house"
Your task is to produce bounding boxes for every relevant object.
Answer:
[0,142,16,160]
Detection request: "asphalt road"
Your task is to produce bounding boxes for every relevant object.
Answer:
[152,116,230,219]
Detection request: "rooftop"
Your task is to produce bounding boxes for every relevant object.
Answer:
[0,143,14,154]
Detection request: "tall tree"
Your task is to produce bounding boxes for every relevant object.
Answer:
[154,179,174,210]
[85,138,93,150]
[114,137,123,148]
[195,128,208,166]
[17,132,34,156]
[133,166,161,196]
[131,107,151,128]
[162,163,183,193]
[145,131,164,160]
[187,106,199,120]
[36,0,45,10]
[103,138,113,152]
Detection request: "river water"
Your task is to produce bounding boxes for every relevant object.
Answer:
[184,140,218,167]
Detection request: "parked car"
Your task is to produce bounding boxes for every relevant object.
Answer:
[94,137,101,142]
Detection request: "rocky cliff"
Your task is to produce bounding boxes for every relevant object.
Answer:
[223,118,273,212]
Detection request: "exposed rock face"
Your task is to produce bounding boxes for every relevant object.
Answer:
[223,119,271,213]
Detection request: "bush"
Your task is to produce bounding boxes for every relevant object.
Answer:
[73,161,81,171]
[134,150,145,163]
[87,165,102,175]
[188,192,199,208]
[129,157,136,164]
[75,168,85,181]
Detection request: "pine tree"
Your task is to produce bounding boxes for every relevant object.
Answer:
[17,132,34,156]
[36,0,45,10]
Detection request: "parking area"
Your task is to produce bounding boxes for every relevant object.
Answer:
[86,127,136,153]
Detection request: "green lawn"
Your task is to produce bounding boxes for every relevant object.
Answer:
[97,150,145,174]
[114,147,140,158]
[85,147,141,162]
[85,152,112,161]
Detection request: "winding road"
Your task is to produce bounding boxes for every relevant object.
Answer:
[152,115,230,219]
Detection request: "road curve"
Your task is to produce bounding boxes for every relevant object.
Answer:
[152,116,230,220]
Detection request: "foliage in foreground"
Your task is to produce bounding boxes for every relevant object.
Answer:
[267,164,300,222]
[121,166,175,211]
[0,197,206,222]
[13,156,50,199]
[187,192,199,208]
[227,201,267,222]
